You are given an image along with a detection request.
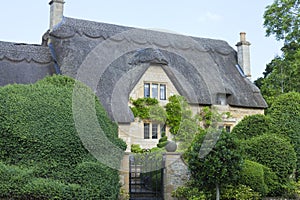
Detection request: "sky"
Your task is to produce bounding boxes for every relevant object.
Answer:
[0,0,283,80]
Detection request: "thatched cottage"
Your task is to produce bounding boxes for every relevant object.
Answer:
[0,0,267,150]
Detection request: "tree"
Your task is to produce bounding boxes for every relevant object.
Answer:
[255,0,300,103]
[256,43,300,106]
[263,0,300,44]
[184,129,243,200]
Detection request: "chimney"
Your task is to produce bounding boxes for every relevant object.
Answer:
[236,32,251,78]
[49,0,65,31]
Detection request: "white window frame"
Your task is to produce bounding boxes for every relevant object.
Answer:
[143,123,166,140]
[144,82,167,100]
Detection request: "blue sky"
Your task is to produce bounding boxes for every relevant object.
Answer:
[0,0,282,80]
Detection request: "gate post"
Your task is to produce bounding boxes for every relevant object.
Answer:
[163,152,190,200]
[119,152,131,193]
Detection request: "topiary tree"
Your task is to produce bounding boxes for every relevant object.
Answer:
[267,92,300,179]
[0,75,127,199]
[156,132,168,148]
[238,159,281,197]
[231,114,270,140]
[242,134,296,188]
[184,129,243,200]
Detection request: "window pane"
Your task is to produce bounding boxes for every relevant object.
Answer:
[152,124,158,139]
[160,124,166,135]
[160,84,166,100]
[226,126,231,133]
[144,83,150,98]
[144,123,150,139]
[152,84,158,99]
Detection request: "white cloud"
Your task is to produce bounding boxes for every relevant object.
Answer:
[197,11,223,23]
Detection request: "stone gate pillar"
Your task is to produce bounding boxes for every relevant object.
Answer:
[163,152,190,200]
[119,152,130,192]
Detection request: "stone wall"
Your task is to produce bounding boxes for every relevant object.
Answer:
[163,152,190,200]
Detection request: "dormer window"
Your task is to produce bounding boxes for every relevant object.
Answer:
[144,83,166,100]
[216,93,227,105]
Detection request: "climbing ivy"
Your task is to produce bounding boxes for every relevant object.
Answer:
[130,95,232,151]
[130,97,166,123]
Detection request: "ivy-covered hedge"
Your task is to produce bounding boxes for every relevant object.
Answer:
[0,75,126,199]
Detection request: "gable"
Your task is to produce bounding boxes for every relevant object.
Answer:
[130,65,179,101]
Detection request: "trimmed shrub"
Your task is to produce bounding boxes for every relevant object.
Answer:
[221,184,261,200]
[172,185,207,200]
[231,114,270,140]
[267,92,300,179]
[239,160,268,196]
[0,75,126,199]
[157,131,168,148]
[243,134,296,184]
[262,165,281,196]
[131,144,143,153]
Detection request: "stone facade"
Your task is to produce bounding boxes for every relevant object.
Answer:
[118,65,264,151]
[119,65,179,151]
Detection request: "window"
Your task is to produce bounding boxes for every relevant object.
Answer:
[216,93,227,105]
[144,83,167,100]
[225,126,231,133]
[152,124,158,139]
[152,84,158,99]
[143,123,166,139]
[160,84,166,100]
[144,83,150,98]
[144,123,150,139]
[160,124,166,134]
[218,125,231,133]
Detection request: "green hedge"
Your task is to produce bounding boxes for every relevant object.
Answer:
[267,92,300,179]
[231,114,270,140]
[242,134,296,184]
[239,160,280,196]
[0,75,126,199]
[239,160,268,196]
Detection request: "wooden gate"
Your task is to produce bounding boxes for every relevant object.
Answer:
[129,153,164,200]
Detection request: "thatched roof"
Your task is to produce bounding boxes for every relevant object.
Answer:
[0,16,267,123]
[0,41,55,85]
[49,17,267,122]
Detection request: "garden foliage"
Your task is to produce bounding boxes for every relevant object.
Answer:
[0,75,127,199]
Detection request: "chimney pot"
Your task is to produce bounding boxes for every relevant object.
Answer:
[236,32,251,79]
[240,32,246,42]
[49,0,65,31]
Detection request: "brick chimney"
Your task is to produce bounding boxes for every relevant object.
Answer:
[236,32,251,78]
[49,0,65,31]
